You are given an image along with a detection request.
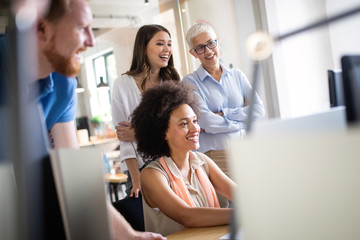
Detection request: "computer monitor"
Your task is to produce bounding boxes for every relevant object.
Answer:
[341,55,360,123]
[50,149,112,240]
[252,106,347,135]
[328,69,345,107]
[228,130,360,240]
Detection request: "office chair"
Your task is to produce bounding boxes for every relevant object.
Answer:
[112,195,145,231]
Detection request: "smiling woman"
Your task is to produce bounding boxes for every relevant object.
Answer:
[183,22,265,176]
[110,24,180,199]
[75,0,186,144]
[130,81,236,236]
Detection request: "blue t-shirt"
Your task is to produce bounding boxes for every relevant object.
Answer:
[38,74,110,172]
[39,72,77,131]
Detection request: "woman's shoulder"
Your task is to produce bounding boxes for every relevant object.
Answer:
[112,74,139,96]
[183,66,204,82]
[142,159,170,181]
[144,159,161,169]
[143,159,165,174]
[227,68,247,80]
[113,74,135,86]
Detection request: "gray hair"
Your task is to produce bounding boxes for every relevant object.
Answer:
[185,22,217,49]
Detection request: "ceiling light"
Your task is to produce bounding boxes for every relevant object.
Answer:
[97,77,109,89]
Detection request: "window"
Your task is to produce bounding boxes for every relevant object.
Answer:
[93,51,117,88]
[91,51,117,124]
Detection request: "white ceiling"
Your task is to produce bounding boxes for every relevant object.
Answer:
[0,0,168,33]
[89,0,160,29]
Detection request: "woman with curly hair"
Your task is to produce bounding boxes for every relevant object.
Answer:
[111,24,180,198]
[131,81,235,236]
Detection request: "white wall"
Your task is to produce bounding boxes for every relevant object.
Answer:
[327,0,360,69]
[232,0,258,78]
[266,0,334,118]
[180,0,242,73]
[159,0,188,77]
[96,28,139,77]
[232,0,269,119]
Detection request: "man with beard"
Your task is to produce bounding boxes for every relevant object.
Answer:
[1,0,166,239]
[36,0,94,148]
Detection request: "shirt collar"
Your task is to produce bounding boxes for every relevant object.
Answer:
[38,72,55,99]
[220,63,231,76]
[28,72,54,102]
[197,63,231,82]
[163,151,205,179]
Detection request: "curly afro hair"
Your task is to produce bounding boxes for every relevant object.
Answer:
[131,81,200,160]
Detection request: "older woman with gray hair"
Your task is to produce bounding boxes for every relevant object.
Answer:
[183,22,265,176]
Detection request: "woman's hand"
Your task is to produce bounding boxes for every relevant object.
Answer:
[130,180,141,198]
[125,158,141,198]
[115,121,135,142]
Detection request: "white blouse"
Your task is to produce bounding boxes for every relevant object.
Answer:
[111,74,145,171]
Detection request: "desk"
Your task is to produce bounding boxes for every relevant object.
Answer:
[79,137,119,152]
[166,225,229,240]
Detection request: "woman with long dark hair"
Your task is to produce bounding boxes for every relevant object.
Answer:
[111,24,180,198]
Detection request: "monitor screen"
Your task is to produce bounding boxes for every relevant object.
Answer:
[341,55,360,123]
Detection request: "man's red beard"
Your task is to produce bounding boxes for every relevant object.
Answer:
[44,35,86,77]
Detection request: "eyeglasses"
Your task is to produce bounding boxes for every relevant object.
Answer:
[192,39,217,55]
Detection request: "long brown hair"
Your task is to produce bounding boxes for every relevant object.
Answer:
[126,24,180,91]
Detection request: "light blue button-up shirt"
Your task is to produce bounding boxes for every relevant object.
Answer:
[183,64,265,152]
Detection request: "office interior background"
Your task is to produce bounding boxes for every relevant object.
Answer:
[1,0,360,238]
[1,1,359,144]
[67,0,360,137]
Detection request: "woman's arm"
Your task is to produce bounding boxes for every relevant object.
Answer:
[125,158,141,198]
[194,91,245,134]
[183,78,244,134]
[200,153,236,201]
[141,168,232,228]
[111,76,141,171]
[222,70,265,122]
[108,203,166,240]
